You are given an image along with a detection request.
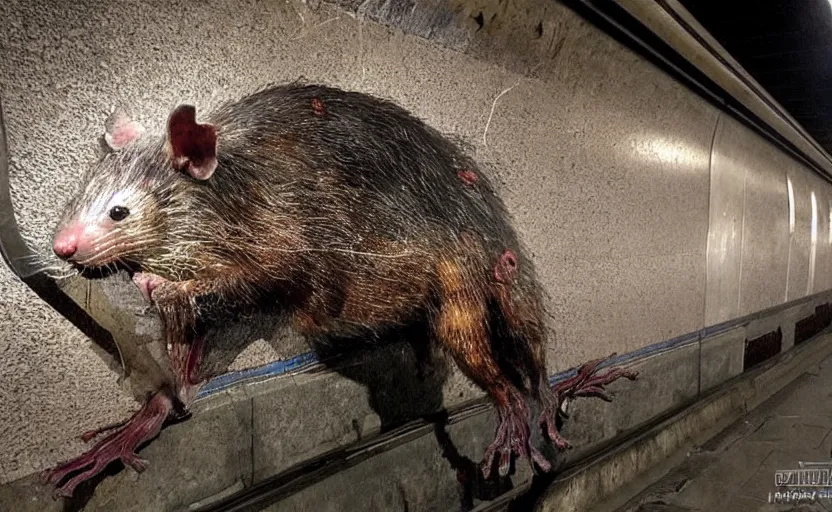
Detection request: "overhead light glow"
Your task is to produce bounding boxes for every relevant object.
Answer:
[627,134,703,170]
[809,191,818,294]
[787,177,795,234]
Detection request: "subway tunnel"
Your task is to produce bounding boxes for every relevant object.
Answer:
[1,0,832,510]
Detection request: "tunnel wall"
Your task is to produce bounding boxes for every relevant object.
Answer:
[1,0,832,509]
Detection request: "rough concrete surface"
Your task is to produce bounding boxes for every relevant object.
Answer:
[0,298,828,510]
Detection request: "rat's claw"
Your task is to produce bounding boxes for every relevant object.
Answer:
[538,403,572,450]
[530,446,552,472]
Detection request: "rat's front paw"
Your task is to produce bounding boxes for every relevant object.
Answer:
[132,272,171,305]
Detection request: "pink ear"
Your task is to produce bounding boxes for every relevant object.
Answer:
[104,109,145,151]
[165,105,218,181]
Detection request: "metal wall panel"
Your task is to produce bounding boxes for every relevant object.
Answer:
[705,114,744,325]
[804,174,827,294]
[490,51,716,366]
[736,126,791,316]
[786,162,812,301]
[820,188,832,292]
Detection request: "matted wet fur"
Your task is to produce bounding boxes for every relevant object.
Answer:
[45,80,637,498]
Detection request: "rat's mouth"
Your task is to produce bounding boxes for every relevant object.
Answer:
[71,260,139,280]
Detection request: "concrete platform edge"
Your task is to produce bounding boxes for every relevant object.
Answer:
[529,331,832,512]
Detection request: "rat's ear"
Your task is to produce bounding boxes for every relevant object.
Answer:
[165,104,218,181]
[104,109,145,151]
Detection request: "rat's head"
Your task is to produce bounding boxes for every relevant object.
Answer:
[52,105,219,278]
[52,143,173,277]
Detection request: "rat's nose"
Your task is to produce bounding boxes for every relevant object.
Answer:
[53,231,78,260]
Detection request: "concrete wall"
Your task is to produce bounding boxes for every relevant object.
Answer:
[1,0,832,502]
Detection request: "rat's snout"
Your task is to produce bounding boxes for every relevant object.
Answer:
[52,224,82,260]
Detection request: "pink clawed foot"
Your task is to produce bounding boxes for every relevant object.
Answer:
[480,395,551,478]
[538,353,638,452]
[537,399,572,451]
[553,353,638,403]
[41,392,173,499]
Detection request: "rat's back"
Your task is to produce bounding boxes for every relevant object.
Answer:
[204,82,522,254]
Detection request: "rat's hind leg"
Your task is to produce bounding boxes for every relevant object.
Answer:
[40,391,174,499]
[433,257,549,477]
[492,281,638,452]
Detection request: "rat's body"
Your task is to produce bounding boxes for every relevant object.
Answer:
[46,82,636,498]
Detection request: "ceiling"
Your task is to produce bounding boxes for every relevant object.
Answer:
[678,0,832,154]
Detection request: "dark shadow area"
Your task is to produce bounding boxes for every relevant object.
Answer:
[795,302,832,346]
[506,472,558,512]
[20,274,122,361]
[199,303,450,429]
[309,332,448,431]
[183,296,550,511]
[36,277,518,510]
[59,463,120,512]
[431,411,515,511]
[743,327,783,371]
[196,309,295,383]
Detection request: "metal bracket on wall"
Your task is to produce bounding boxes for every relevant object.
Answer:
[0,96,120,358]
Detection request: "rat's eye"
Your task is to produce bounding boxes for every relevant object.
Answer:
[109,205,130,221]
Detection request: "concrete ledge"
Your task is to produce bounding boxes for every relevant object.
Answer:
[699,326,745,392]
